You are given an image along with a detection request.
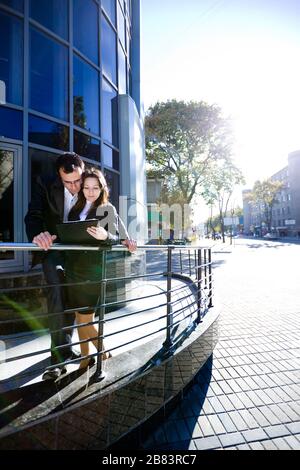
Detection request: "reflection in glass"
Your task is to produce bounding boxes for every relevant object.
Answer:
[102,0,116,25]
[30,27,68,120]
[74,130,100,161]
[29,148,57,186]
[29,0,68,40]
[103,144,119,171]
[0,10,23,106]
[105,169,119,211]
[73,0,99,64]
[117,1,125,49]
[29,114,69,150]
[129,68,132,96]
[0,149,14,259]
[0,0,23,11]
[118,43,126,94]
[101,15,117,85]
[102,79,118,146]
[73,54,100,135]
[126,26,130,60]
[0,107,22,139]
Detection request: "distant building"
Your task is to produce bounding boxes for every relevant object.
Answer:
[243,150,300,237]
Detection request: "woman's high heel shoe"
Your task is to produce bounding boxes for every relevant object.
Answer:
[79,352,111,369]
[103,351,112,361]
[79,356,96,369]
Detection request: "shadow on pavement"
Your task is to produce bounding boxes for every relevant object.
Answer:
[245,243,288,249]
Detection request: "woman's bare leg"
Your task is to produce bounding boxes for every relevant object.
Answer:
[85,313,111,360]
[76,312,93,367]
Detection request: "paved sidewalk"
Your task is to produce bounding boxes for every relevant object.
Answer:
[140,238,300,450]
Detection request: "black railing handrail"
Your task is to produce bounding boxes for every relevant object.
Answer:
[0,242,214,384]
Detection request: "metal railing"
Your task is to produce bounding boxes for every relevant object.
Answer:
[0,243,213,385]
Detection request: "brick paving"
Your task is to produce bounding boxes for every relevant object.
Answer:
[141,238,300,450]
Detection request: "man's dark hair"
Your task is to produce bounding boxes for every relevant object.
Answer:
[55,152,85,174]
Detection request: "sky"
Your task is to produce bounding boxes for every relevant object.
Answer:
[141,0,300,201]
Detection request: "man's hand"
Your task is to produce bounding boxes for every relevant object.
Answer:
[122,239,137,253]
[86,226,108,240]
[32,232,57,250]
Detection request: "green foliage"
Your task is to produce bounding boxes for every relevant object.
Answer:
[246,179,284,231]
[145,99,234,205]
[201,158,245,240]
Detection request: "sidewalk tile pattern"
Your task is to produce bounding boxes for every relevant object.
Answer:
[140,240,300,450]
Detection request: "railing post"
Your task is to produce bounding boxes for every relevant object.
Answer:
[204,249,207,288]
[95,249,107,382]
[208,248,213,307]
[197,249,202,323]
[188,249,191,276]
[163,246,173,350]
[179,249,183,274]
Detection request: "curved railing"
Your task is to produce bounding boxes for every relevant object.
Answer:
[0,243,213,388]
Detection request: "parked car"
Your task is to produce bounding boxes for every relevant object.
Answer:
[164,238,186,245]
[263,233,278,240]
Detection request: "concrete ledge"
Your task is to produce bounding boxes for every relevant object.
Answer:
[0,303,219,449]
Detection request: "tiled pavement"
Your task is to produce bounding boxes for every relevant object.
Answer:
[140,238,300,450]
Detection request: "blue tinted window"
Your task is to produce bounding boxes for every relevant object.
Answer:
[74,130,100,161]
[28,114,69,150]
[105,169,119,210]
[118,43,126,94]
[29,0,68,40]
[102,0,116,26]
[30,27,68,120]
[73,0,99,64]
[30,148,57,187]
[0,0,23,11]
[0,149,14,249]
[103,144,119,171]
[0,11,23,105]
[101,15,117,84]
[126,26,130,58]
[73,54,100,135]
[129,68,132,96]
[0,107,22,139]
[117,2,125,49]
[102,78,118,146]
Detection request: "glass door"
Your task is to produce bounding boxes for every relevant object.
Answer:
[0,143,23,271]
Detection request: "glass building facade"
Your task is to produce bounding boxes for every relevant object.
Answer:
[0,0,142,271]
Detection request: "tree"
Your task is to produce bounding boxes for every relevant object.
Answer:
[246,179,284,232]
[201,159,245,242]
[145,100,234,207]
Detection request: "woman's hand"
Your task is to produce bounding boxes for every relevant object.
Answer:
[86,225,108,240]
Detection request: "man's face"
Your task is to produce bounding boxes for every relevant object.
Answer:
[59,168,83,195]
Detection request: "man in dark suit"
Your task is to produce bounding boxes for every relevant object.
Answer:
[25,153,85,380]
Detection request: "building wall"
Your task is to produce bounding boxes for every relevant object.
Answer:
[0,0,144,271]
[242,151,300,237]
[288,150,300,234]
